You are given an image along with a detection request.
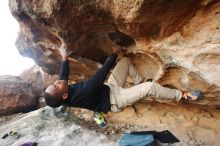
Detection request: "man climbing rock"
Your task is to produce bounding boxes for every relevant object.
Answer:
[44,44,202,113]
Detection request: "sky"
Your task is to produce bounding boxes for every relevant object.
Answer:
[0,1,35,76]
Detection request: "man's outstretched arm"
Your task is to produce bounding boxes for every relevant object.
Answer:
[83,47,122,90]
[59,44,72,80]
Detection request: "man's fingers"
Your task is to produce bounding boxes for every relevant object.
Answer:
[60,44,66,49]
[59,44,75,56]
[68,51,73,56]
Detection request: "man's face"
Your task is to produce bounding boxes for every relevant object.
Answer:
[45,80,68,98]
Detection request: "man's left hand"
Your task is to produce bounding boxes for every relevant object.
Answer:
[60,44,73,60]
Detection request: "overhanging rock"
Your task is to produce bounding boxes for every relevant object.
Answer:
[9,0,220,107]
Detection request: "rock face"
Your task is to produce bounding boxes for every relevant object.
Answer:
[0,76,37,115]
[108,102,220,146]
[9,0,220,107]
[19,65,59,96]
[8,0,220,145]
[70,102,220,146]
[0,107,116,146]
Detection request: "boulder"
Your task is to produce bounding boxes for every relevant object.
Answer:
[19,65,59,96]
[0,75,37,115]
[0,107,116,146]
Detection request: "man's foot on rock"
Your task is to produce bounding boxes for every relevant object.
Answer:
[183,90,203,101]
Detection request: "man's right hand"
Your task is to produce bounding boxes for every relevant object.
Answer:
[60,44,73,60]
[112,46,123,54]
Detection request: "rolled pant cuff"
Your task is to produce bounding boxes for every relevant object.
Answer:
[175,90,183,101]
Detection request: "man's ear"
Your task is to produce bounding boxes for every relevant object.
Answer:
[62,93,68,100]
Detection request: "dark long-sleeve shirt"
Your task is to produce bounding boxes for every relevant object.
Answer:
[61,54,117,113]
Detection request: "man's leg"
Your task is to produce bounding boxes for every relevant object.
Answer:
[107,57,143,86]
[121,81,182,106]
[107,57,143,112]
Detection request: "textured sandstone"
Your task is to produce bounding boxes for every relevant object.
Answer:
[0,76,37,115]
[9,0,220,106]
[7,0,220,145]
[0,107,116,146]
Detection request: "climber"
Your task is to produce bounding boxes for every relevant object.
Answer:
[44,43,202,113]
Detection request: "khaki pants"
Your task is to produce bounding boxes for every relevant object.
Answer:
[106,57,182,112]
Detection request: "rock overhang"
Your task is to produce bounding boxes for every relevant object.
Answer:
[9,0,220,107]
